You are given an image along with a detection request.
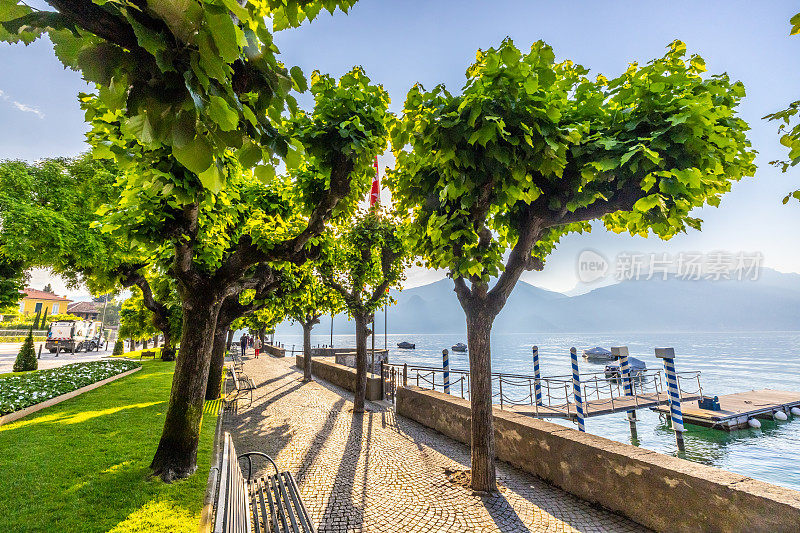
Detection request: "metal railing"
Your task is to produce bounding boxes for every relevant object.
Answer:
[381,362,702,418]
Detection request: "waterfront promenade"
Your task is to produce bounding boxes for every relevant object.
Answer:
[223,356,646,532]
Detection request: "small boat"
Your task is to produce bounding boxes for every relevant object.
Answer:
[397,341,415,349]
[451,342,467,352]
[604,357,647,380]
[582,346,613,362]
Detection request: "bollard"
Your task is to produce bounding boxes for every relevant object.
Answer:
[37,344,42,360]
[442,349,450,394]
[532,346,542,406]
[656,347,685,452]
[612,346,638,441]
[570,347,585,432]
[403,362,408,387]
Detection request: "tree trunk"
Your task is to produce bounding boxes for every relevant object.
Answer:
[302,321,313,382]
[143,338,149,349]
[150,293,221,481]
[225,329,234,351]
[154,335,160,348]
[353,312,369,413]
[206,326,228,401]
[129,338,135,352]
[465,304,497,493]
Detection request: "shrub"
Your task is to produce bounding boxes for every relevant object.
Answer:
[161,346,176,362]
[112,340,124,356]
[13,330,37,372]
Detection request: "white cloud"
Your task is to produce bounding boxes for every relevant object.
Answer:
[0,88,44,119]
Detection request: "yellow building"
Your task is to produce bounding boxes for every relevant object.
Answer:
[19,288,72,316]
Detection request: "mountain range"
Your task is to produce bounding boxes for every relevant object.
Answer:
[276,268,800,335]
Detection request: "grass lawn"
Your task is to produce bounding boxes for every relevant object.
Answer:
[0,359,220,532]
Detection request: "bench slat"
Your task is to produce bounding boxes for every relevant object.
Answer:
[285,472,315,533]
[270,474,291,532]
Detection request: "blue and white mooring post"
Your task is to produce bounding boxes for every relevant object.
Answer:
[532,345,542,406]
[656,347,685,452]
[612,346,638,440]
[442,349,450,394]
[570,347,585,432]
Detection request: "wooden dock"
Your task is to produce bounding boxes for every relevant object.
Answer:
[652,389,800,430]
[508,392,701,419]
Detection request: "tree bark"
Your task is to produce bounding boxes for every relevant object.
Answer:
[150,292,220,481]
[353,312,370,413]
[206,326,228,401]
[302,321,313,382]
[225,329,234,351]
[464,302,497,493]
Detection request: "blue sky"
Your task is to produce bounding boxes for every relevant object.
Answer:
[2,1,799,296]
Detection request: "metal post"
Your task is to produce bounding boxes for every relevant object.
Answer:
[570,347,585,432]
[532,345,542,406]
[37,343,42,359]
[612,346,637,441]
[330,314,334,348]
[384,303,387,350]
[656,347,685,452]
[442,349,450,394]
[380,360,385,399]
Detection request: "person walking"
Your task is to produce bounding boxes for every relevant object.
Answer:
[240,334,247,357]
[254,336,262,359]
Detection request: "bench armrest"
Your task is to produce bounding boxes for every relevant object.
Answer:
[238,451,280,481]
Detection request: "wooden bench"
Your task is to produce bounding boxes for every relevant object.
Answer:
[140,350,156,360]
[224,366,255,410]
[214,432,315,533]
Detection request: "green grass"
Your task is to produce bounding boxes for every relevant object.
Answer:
[0,359,219,532]
[111,347,163,359]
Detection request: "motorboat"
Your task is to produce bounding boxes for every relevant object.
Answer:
[451,342,467,352]
[397,341,415,349]
[582,346,613,362]
[604,357,647,380]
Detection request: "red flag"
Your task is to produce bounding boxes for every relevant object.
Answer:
[369,156,380,207]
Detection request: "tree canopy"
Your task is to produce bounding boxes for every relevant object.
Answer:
[764,12,800,203]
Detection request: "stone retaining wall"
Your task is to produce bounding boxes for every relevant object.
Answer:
[396,385,800,533]
[262,344,285,357]
[295,355,382,401]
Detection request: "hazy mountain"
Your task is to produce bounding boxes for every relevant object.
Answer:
[276,268,800,335]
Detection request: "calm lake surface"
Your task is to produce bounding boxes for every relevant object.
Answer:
[276,330,800,492]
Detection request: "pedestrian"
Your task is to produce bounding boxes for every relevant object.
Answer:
[240,334,247,357]
[254,336,262,359]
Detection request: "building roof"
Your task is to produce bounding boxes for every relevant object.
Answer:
[67,301,101,314]
[22,288,72,303]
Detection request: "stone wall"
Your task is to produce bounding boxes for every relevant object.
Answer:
[295,355,382,401]
[262,344,285,357]
[396,386,800,533]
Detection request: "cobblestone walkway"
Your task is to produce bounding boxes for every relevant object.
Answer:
[224,356,648,533]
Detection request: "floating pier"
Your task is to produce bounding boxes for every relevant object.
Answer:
[652,389,800,430]
[510,391,702,419]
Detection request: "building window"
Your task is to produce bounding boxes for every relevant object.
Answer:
[52,303,59,314]
[19,300,24,313]
[34,302,42,313]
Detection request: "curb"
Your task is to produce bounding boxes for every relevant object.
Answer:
[198,399,226,533]
[0,365,142,426]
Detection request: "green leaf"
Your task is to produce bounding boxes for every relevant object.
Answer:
[290,65,308,92]
[197,162,224,193]
[172,135,212,174]
[207,96,239,131]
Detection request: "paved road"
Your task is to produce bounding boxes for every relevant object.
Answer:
[0,342,116,373]
[225,356,647,533]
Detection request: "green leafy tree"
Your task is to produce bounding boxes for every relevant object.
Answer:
[319,209,408,412]
[13,329,37,372]
[31,309,40,331]
[43,284,52,293]
[1,0,389,481]
[388,39,755,491]
[119,289,159,346]
[283,265,342,382]
[764,12,800,203]
[0,257,25,311]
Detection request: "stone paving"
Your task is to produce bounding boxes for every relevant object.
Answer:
[224,355,649,533]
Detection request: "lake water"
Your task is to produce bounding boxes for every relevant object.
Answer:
[276,330,800,492]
